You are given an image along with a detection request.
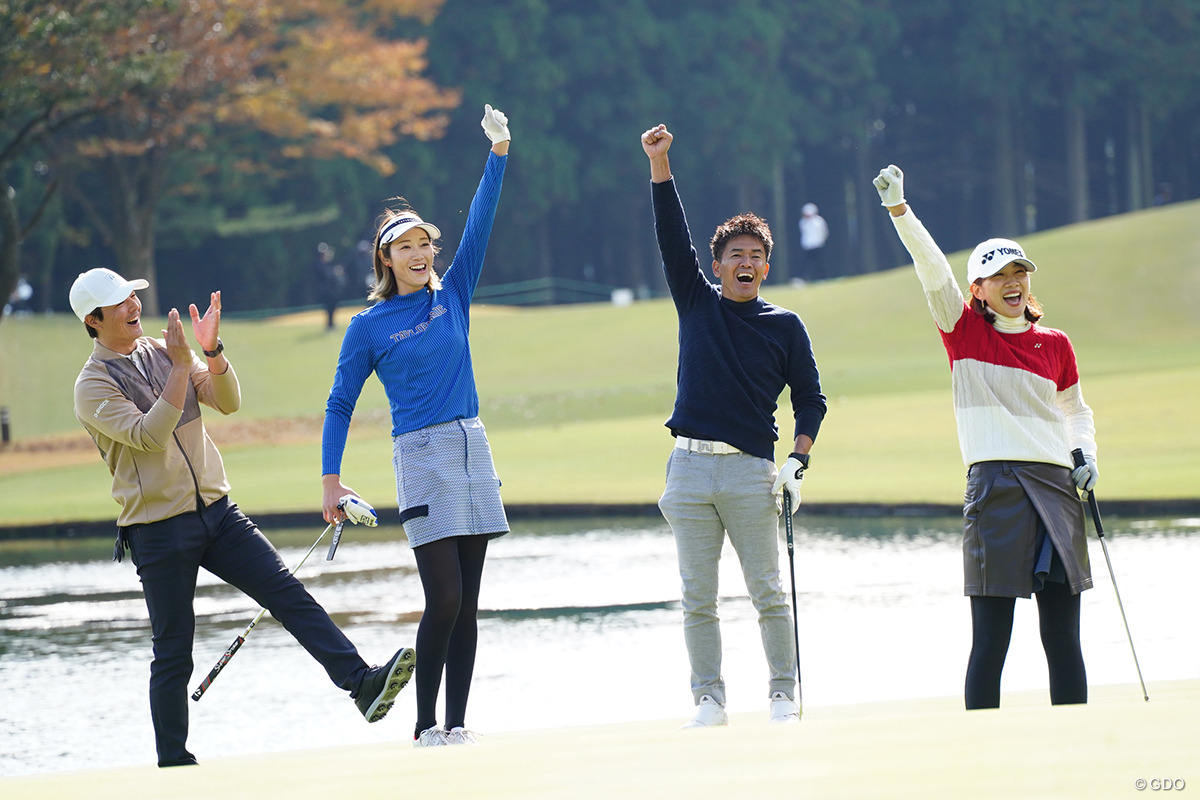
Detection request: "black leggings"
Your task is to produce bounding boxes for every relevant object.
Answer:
[964,580,1087,708]
[411,534,490,736]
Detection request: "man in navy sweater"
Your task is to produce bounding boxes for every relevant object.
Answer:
[642,124,826,727]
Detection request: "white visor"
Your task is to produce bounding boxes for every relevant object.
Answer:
[378,214,441,248]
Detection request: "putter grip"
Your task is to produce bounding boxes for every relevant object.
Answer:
[781,489,796,554]
[327,521,344,561]
[192,636,244,700]
[1070,448,1104,536]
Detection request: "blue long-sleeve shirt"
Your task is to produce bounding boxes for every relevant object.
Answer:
[322,151,507,476]
[653,178,826,461]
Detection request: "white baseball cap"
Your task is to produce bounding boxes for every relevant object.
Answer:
[966,238,1037,283]
[377,213,441,248]
[69,268,149,322]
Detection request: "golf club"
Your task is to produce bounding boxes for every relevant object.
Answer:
[1071,448,1149,702]
[782,489,804,713]
[327,494,378,561]
[192,520,335,702]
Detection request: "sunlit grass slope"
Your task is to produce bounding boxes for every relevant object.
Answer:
[1,200,1197,524]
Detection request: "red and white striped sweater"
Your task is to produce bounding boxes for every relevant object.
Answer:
[891,210,1096,468]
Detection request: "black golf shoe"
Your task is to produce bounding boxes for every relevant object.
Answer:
[354,647,416,722]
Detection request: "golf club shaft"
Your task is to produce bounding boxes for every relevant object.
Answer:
[191,522,334,701]
[1070,449,1149,701]
[782,489,803,703]
[1095,532,1149,701]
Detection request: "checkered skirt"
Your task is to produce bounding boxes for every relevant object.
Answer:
[392,417,509,548]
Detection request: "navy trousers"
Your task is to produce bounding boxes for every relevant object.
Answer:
[126,496,368,766]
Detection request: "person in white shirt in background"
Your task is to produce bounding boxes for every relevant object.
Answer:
[797,202,829,281]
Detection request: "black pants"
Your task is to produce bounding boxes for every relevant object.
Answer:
[411,534,489,737]
[964,580,1087,709]
[127,496,368,766]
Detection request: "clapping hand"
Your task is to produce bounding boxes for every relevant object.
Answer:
[189,291,221,355]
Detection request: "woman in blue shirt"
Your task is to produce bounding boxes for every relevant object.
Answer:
[321,104,511,747]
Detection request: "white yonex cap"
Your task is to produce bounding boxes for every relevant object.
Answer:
[69,268,149,322]
[377,213,441,248]
[966,238,1037,283]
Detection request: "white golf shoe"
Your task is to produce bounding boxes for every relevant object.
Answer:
[414,726,450,747]
[682,694,729,728]
[768,691,801,723]
[445,727,480,745]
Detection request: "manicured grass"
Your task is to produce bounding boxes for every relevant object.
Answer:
[4,681,1198,799]
[2,201,1198,524]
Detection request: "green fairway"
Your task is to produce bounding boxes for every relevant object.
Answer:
[2,201,1198,525]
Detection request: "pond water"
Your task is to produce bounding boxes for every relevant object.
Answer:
[1,513,1196,776]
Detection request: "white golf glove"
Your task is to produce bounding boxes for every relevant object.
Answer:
[1070,454,1099,493]
[873,164,905,207]
[481,103,510,144]
[772,454,809,516]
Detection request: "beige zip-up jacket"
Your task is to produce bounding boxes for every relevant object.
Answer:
[74,337,241,527]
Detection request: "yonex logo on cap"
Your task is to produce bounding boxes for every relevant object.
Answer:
[979,246,1024,264]
[966,238,1036,283]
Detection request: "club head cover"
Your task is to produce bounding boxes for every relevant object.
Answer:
[339,494,378,527]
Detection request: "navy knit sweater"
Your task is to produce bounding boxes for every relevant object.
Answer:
[653,178,826,461]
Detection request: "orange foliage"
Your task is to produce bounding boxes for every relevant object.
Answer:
[93,0,457,174]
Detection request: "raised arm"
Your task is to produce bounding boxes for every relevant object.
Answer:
[873,165,965,332]
[442,105,511,302]
[642,124,673,183]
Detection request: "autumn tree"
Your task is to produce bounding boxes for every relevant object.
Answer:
[59,0,457,315]
[0,0,171,324]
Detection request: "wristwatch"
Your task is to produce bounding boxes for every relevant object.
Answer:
[202,338,224,358]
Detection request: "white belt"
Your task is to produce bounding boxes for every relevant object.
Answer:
[674,437,741,455]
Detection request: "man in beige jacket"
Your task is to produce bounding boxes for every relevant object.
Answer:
[71,268,414,767]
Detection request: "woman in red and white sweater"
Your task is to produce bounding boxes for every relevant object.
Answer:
[874,164,1099,709]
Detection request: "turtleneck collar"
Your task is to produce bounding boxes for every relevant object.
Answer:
[722,294,766,315]
[992,310,1031,334]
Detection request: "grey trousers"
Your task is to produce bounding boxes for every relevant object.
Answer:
[658,449,797,706]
